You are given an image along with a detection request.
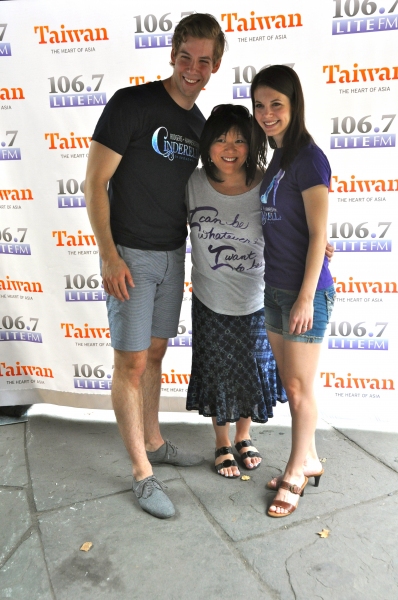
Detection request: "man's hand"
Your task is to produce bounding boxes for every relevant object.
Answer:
[102,256,134,301]
[325,242,334,262]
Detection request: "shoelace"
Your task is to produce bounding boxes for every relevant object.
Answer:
[134,476,167,499]
[165,440,178,459]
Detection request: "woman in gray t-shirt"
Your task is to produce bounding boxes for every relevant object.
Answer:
[186,104,286,477]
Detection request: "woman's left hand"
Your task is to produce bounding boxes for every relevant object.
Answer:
[289,296,314,335]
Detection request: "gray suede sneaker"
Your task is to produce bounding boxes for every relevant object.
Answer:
[132,475,175,519]
[147,440,205,467]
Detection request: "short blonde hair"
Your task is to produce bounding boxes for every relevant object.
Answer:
[172,13,226,64]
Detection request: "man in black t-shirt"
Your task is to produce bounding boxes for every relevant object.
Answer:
[85,14,225,519]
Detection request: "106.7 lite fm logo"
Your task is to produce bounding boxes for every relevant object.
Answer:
[167,320,191,347]
[330,220,392,251]
[0,24,11,56]
[57,178,85,208]
[328,319,388,350]
[73,363,112,390]
[0,315,41,343]
[64,273,105,302]
[0,130,20,161]
[332,0,398,34]
[133,11,193,49]
[48,74,106,108]
[0,227,30,255]
[232,63,294,99]
[330,113,396,148]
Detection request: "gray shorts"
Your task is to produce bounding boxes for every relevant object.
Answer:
[106,244,185,352]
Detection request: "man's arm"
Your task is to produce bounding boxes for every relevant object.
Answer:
[85,140,134,301]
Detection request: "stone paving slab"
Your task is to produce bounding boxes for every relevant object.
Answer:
[26,416,177,511]
[180,423,398,541]
[0,423,28,487]
[236,493,398,600]
[38,479,271,600]
[332,427,398,473]
[0,532,53,600]
[0,488,31,566]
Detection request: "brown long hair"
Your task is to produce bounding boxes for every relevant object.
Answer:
[250,65,313,171]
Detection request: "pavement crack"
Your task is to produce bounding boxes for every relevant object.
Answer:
[285,538,319,598]
[177,472,280,599]
[0,526,35,570]
[23,421,57,600]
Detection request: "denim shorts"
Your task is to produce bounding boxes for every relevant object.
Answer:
[264,283,335,343]
[105,244,185,352]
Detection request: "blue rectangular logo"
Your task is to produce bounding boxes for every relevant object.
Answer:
[49,93,106,108]
[65,290,106,302]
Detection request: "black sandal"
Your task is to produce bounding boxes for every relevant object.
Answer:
[235,439,262,470]
[215,446,239,478]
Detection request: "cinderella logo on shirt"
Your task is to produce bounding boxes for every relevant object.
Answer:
[260,168,284,224]
[151,127,199,162]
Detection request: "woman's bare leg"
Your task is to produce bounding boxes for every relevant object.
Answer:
[235,417,262,469]
[212,418,240,477]
[267,332,322,514]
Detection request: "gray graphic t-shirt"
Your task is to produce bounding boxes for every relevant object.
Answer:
[186,168,264,316]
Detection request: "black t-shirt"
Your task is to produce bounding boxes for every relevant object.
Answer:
[92,81,205,251]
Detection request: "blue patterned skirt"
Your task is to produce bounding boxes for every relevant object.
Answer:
[186,294,287,425]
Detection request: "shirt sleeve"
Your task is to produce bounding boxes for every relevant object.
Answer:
[294,145,331,192]
[91,88,141,156]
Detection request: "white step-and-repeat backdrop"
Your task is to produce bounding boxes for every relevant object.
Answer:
[1,0,397,417]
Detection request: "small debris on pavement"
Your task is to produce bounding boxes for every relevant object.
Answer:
[80,542,93,552]
[241,475,251,481]
[317,529,330,538]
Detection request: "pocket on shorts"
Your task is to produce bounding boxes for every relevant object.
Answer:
[324,287,336,323]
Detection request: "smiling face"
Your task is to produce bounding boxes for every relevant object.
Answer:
[169,36,221,109]
[253,86,292,147]
[209,128,249,179]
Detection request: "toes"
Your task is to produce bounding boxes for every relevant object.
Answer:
[269,504,286,515]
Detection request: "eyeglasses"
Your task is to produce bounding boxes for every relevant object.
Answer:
[210,104,251,118]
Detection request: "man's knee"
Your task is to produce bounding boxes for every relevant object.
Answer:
[148,337,168,364]
[114,349,148,382]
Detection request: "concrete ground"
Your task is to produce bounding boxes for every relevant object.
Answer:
[1,403,398,600]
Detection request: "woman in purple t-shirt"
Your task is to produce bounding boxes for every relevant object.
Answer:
[251,65,335,518]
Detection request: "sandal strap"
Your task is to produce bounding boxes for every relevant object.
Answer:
[240,450,262,461]
[279,480,306,495]
[235,439,252,451]
[216,459,238,472]
[269,500,296,512]
[215,446,233,458]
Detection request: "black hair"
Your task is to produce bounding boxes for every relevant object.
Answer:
[200,104,257,185]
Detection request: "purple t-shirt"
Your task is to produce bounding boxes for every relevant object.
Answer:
[260,143,333,291]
